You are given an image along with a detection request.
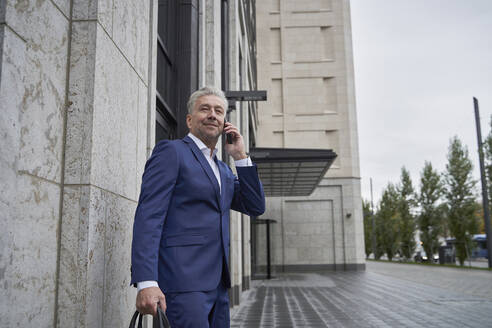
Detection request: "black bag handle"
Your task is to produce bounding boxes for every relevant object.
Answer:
[154,303,171,328]
[129,302,171,328]
[128,310,143,328]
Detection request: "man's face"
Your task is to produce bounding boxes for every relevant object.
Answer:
[186,95,226,144]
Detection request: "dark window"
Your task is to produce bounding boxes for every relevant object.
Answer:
[156,0,199,143]
[156,0,178,141]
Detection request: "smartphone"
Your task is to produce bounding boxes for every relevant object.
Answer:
[224,120,233,144]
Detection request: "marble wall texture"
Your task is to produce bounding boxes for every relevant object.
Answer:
[0,0,155,326]
[0,0,69,326]
[255,0,366,270]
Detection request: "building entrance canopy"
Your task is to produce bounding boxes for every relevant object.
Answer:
[250,147,337,197]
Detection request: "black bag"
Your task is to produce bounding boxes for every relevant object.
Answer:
[129,303,171,328]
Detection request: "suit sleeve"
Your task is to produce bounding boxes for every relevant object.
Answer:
[230,164,266,217]
[130,141,179,286]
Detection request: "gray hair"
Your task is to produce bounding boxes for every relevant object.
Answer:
[187,86,228,114]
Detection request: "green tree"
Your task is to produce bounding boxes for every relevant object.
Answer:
[418,161,444,260]
[377,183,401,261]
[444,137,480,265]
[373,209,385,260]
[397,167,416,259]
[363,199,373,258]
[474,203,486,234]
[482,116,492,231]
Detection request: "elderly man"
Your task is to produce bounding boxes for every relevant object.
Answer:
[130,86,265,327]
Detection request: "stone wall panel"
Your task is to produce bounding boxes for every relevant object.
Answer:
[5,0,68,183]
[57,185,90,328]
[134,0,150,82]
[84,169,120,327]
[72,0,97,20]
[0,2,68,325]
[73,0,112,36]
[136,79,148,197]
[92,23,139,200]
[65,21,97,185]
[102,191,137,327]
[0,25,24,210]
[58,186,108,327]
[59,185,137,327]
[2,175,60,327]
[113,0,149,81]
[0,1,5,22]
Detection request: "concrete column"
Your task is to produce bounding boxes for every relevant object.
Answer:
[205,0,222,88]
[203,0,223,158]
[242,215,251,289]
[227,0,241,307]
[228,102,242,307]
[55,0,154,327]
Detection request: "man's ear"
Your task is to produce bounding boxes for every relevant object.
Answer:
[186,114,192,129]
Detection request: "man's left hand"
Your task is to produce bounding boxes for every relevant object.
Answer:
[224,122,247,160]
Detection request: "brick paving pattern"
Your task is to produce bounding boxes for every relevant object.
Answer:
[231,262,492,327]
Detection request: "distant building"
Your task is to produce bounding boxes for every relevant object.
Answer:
[253,0,365,272]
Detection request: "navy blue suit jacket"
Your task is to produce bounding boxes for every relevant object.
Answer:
[131,135,265,293]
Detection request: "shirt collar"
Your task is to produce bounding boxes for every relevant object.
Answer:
[187,132,218,159]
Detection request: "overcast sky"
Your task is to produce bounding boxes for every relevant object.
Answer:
[350,0,492,205]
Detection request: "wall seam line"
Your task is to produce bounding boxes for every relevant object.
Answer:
[64,183,138,204]
[101,193,108,328]
[18,170,61,186]
[48,0,69,21]
[96,20,148,87]
[72,18,98,22]
[53,0,74,326]
[1,23,27,43]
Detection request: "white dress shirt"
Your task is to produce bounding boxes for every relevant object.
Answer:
[137,133,253,292]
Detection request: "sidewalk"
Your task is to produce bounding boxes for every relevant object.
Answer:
[231,261,492,327]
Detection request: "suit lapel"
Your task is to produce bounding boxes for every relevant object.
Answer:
[183,136,221,206]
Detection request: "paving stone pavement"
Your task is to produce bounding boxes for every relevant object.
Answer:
[231,262,492,327]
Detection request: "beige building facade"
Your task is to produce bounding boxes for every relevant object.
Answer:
[255,0,365,271]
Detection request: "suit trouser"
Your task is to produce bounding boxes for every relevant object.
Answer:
[165,278,230,328]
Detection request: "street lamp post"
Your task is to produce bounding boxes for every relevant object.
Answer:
[370,178,376,259]
[473,97,492,269]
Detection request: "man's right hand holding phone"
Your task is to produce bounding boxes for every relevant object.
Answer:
[223,122,247,160]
